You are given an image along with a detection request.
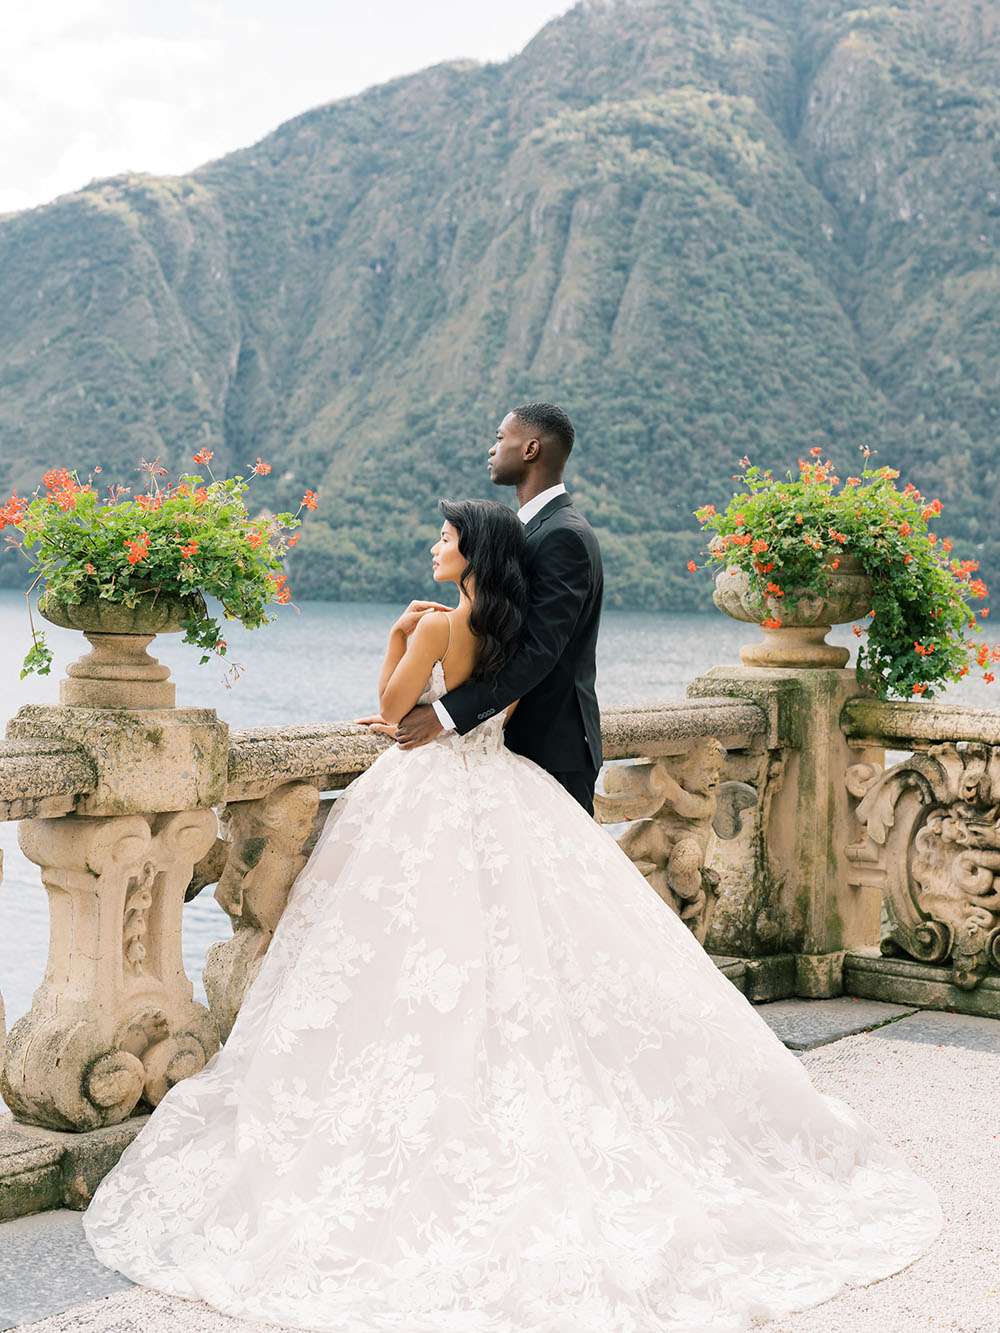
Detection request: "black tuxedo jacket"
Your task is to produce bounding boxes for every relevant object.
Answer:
[441,494,603,774]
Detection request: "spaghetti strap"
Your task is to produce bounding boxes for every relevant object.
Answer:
[439,613,454,666]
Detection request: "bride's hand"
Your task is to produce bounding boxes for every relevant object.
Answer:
[356,714,398,738]
[392,600,452,637]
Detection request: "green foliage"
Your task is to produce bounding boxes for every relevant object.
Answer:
[19,632,53,679]
[1,456,315,677]
[693,451,993,698]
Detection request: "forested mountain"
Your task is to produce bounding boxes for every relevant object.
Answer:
[1,0,997,608]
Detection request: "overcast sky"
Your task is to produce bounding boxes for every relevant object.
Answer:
[2,0,574,215]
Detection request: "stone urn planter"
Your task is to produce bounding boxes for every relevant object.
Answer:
[38,589,208,708]
[713,555,872,669]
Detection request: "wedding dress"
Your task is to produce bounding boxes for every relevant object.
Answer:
[84,662,940,1332]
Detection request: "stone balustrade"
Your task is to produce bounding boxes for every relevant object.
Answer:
[2,658,1000,1222]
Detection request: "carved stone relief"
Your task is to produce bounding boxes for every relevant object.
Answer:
[595,738,756,944]
[0,809,219,1130]
[847,742,1000,989]
[197,781,321,1041]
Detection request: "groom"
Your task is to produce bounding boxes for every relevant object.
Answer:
[395,402,604,814]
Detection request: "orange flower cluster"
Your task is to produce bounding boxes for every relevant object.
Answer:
[761,615,782,629]
[43,467,86,512]
[180,540,199,559]
[193,449,213,465]
[0,492,27,528]
[271,571,291,605]
[251,458,272,476]
[797,452,839,487]
[124,534,150,565]
[302,491,318,511]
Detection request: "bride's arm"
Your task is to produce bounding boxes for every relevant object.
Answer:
[376,600,450,698]
[379,609,451,726]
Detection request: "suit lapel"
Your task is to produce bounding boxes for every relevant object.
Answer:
[523,492,573,539]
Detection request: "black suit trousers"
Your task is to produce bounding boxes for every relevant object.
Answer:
[550,769,598,816]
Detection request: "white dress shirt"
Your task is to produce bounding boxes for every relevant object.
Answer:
[431,484,568,730]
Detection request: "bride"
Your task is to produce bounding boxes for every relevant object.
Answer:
[84,498,940,1332]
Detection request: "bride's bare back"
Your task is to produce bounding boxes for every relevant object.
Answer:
[435,610,479,692]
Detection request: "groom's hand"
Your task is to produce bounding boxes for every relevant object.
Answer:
[395,704,443,750]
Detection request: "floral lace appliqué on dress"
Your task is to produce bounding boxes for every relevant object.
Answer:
[84,662,941,1331]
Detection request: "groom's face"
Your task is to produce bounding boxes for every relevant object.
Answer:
[488,412,532,487]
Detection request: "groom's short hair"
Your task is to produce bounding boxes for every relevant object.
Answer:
[512,403,575,459]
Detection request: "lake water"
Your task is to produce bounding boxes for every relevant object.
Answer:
[0,589,994,1027]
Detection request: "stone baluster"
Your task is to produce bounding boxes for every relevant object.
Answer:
[199,782,321,1042]
[595,738,757,946]
[2,811,219,1130]
[1,627,228,1132]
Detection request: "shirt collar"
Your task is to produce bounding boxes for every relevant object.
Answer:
[517,483,567,526]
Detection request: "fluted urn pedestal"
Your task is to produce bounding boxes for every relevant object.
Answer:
[713,558,873,669]
[38,590,207,709]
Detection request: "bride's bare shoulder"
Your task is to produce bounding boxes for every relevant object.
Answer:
[410,610,452,654]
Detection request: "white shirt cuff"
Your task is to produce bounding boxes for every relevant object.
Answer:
[432,699,456,731]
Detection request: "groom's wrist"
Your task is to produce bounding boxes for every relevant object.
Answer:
[432,699,456,731]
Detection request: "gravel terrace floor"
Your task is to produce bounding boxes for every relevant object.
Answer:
[2,999,997,1333]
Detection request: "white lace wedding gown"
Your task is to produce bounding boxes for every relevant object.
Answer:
[84,663,940,1332]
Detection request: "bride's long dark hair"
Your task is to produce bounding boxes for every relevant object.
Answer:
[438,498,528,685]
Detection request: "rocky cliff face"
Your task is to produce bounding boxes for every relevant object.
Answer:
[1,0,996,607]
